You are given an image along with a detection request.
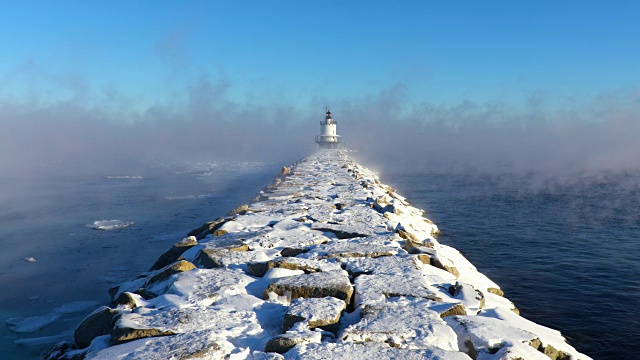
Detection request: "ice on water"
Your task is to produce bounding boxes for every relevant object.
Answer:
[87,220,134,230]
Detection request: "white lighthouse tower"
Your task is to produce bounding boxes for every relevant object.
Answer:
[315,108,341,149]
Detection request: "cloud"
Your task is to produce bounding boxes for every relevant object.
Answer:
[1,69,639,182]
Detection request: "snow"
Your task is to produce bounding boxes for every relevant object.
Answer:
[115,306,263,336]
[484,342,551,360]
[446,314,539,353]
[479,307,585,357]
[163,268,256,307]
[340,254,422,276]
[483,292,519,313]
[263,268,305,280]
[436,245,501,292]
[445,282,486,315]
[298,239,399,260]
[285,296,345,328]
[264,270,353,303]
[262,257,344,275]
[195,248,270,271]
[247,225,330,250]
[341,297,459,351]
[232,213,283,230]
[47,150,591,360]
[86,330,236,359]
[354,272,441,306]
[284,342,472,360]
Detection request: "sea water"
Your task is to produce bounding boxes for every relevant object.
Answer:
[0,158,281,359]
[3,155,637,359]
[380,170,640,360]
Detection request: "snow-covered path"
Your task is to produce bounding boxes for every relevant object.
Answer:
[46,150,590,360]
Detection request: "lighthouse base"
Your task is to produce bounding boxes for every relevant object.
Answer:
[316,141,340,149]
[315,135,342,149]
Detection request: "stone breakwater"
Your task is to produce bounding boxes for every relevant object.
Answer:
[46,150,591,360]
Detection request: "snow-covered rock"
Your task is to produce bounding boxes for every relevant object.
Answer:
[354,272,442,306]
[283,296,346,331]
[247,257,342,277]
[45,150,591,360]
[299,237,400,260]
[340,253,422,277]
[264,323,323,354]
[164,268,256,307]
[74,306,122,348]
[341,297,459,351]
[111,306,262,344]
[148,236,198,271]
[86,330,236,359]
[284,341,473,360]
[264,270,353,304]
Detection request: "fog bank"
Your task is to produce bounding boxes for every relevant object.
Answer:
[341,85,640,178]
[1,81,639,180]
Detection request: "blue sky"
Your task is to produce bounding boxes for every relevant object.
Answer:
[1,1,639,117]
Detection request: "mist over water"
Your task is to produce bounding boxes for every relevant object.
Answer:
[0,157,282,359]
[373,169,640,359]
[341,86,640,177]
[1,2,638,357]
[2,80,640,179]
[1,76,639,358]
[339,89,640,358]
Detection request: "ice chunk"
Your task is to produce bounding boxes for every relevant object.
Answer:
[7,313,60,333]
[87,220,134,230]
[14,331,73,346]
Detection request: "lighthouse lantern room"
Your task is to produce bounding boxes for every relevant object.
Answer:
[315,108,342,149]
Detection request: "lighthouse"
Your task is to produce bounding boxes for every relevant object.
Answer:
[315,108,342,149]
